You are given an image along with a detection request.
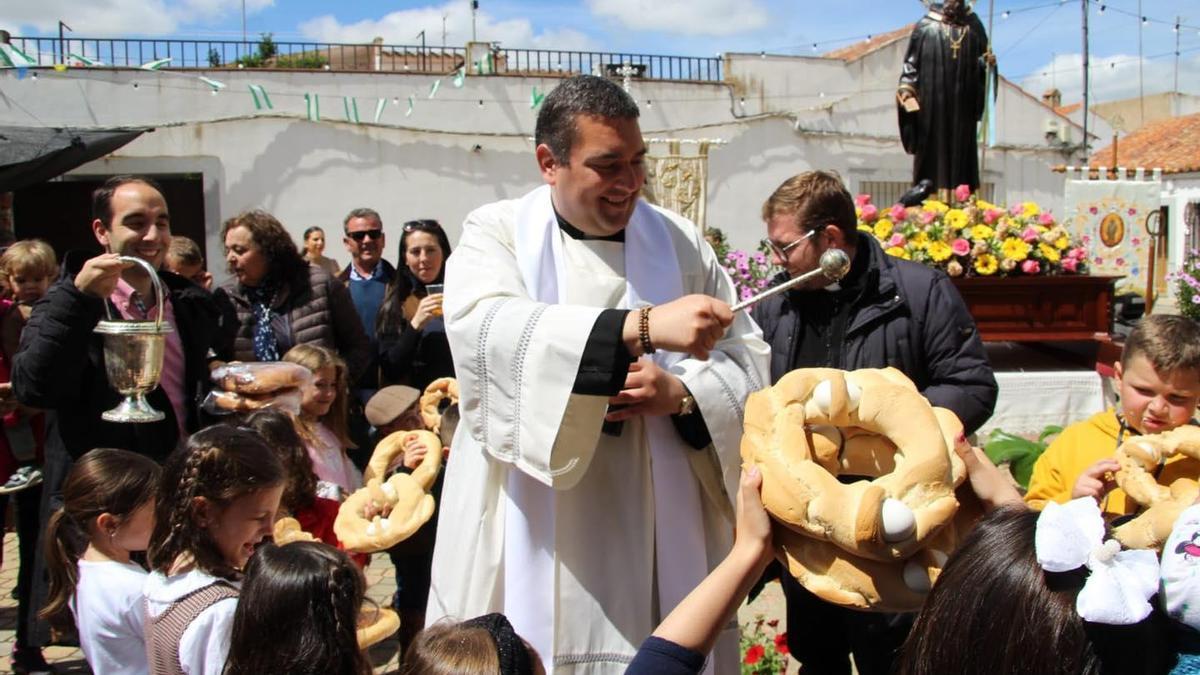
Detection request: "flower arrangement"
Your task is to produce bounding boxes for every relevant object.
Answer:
[1168,250,1200,322]
[856,185,1089,278]
[708,227,778,302]
[740,615,788,674]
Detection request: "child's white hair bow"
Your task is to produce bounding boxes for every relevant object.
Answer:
[1035,497,1160,625]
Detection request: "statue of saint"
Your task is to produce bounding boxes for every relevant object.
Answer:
[897,0,994,196]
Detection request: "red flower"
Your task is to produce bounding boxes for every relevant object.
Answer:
[775,633,790,655]
[744,644,765,665]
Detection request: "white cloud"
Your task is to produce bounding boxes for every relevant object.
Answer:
[1021,51,1200,105]
[298,2,598,51]
[585,0,768,37]
[0,0,272,37]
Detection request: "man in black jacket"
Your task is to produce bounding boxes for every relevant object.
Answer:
[12,175,221,651]
[750,171,996,675]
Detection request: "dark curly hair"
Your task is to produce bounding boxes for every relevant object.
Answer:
[221,210,310,290]
[147,425,285,580]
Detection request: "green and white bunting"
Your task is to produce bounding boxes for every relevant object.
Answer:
[428,79,441,99]
[305,93,320,121]
[199,76,226,92]
[68,53,103,67]
[405,96,414,117]
[0,43,36,68]
[248,84,273,110]
[374,98,387,124]
[452,67,465,88]
[530,86,546,110]
[343,96,360,123]
[139,57,172,71]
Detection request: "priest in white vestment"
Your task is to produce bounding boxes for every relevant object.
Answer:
[426,75,770,675]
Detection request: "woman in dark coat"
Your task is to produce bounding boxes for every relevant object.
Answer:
[213,210,370,382]
[377,219,454,391]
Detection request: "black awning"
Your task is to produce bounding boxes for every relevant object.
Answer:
[0,126,150,192]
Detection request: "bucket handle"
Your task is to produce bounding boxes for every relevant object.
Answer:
[102,256,167,330]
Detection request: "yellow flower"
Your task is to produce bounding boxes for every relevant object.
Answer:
[977,199,999,211]
[927,240,952,262]
[1039,243,1061,263]
[923,200,950,214]
[855,207,862,219]
[910,231,930,250]
[974,253,999,276]
[885,246,910,260]
[858,224,873,233]
[1023,201,1040,218]
[945,209,969,230]
[1001,237,1031,262]
[1054,235,1070,250]
[970,224,994,241]
[873,219,894,239]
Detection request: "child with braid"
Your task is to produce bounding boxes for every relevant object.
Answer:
[143,426,285,675]
[223,541,372,675]
[40,448,160,675]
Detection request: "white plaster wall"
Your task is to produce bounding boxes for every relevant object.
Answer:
[0,68,735,134]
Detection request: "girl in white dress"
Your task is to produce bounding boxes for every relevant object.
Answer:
[284,344,362,498]
[41,448,161,675]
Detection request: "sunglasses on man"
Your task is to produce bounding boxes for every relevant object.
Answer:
[347,229,384,242]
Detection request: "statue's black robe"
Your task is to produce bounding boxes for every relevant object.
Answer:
[897,7,990,192]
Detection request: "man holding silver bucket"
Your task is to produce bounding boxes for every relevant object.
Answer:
[11,174,223,654]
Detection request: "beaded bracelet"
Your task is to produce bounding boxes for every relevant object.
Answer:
[638,305,655,355]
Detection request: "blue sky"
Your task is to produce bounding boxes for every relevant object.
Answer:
[4,0,1198,103]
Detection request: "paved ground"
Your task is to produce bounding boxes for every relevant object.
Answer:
[0,532,796,674]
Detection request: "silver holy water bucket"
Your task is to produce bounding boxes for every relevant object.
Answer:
[93,256,174,423]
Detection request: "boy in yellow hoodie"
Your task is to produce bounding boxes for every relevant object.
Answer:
[1026,314,1200,516]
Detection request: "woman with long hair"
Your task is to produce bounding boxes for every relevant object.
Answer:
[377,219,455,391]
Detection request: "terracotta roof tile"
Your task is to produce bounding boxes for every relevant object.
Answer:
[824,25,914,61]
[1056,102,1082,116]
[1088,111,1200,175]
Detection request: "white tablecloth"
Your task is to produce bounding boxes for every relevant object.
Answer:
[976,370,1108,439]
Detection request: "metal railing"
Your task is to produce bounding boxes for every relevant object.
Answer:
[9,36,723,82]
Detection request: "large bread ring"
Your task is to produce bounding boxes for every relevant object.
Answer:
[212,361,311,395]
[364,430,443,490]
[357,606,400,650]
[742,367,975,611]
[333,474,435,553]
[420,377,459,433]
[1112,425,1200,550]
[272,517,317,546]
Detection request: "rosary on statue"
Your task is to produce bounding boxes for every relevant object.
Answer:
[944,23,968,59]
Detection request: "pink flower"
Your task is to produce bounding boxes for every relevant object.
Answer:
[951,238,971,256]
[1038,212,1055,226]
[890,204,908,222]
[1081,235,1091,245]
[854,194,872,208]
[1116,257,1126,267]
[739,287,754,300]
[889,233,907,248]
[1021,227,1040,243]
[1131,237,1142,247]
[1089,206,1099,215]
[954,184,972,202]
[1128,208,1137,216]
[983,209,1003,225]
[1094,256,1104,265]
[1009,204,1024,217]
[919,210,936,225]
[1062,257,1079,273]
[1021,260,1041,274]
[861,204,879,222]
[1071,247,1088,260]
